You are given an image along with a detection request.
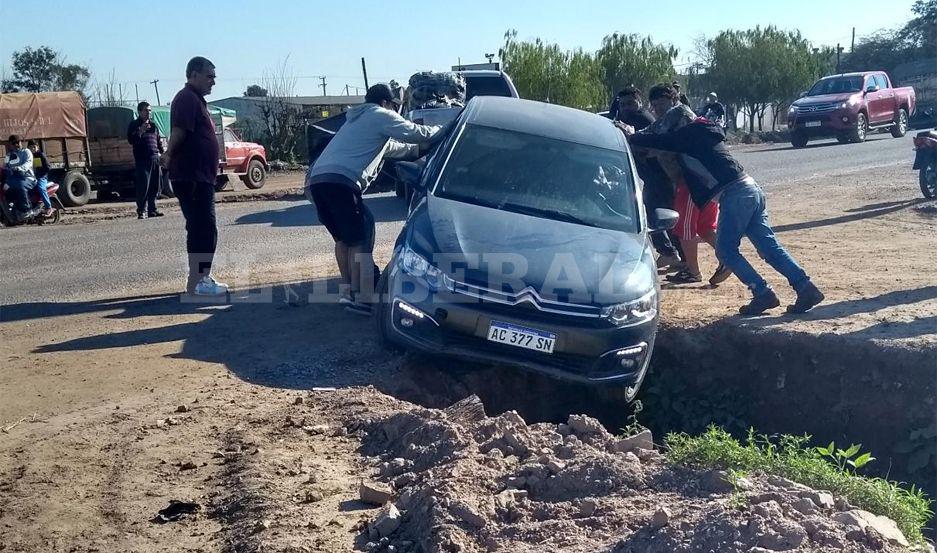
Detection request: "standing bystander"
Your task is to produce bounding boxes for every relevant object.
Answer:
[127,101,165,219]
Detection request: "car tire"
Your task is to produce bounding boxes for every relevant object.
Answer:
[836,133,850,144]
[374,264,405,353]
[848,113,868,143]
[921,163,937,199]
[240,159,266,189]
[59,171,92,207]
[891,109,909,138]
[790,132,809,148]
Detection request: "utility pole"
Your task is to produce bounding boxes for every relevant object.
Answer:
[150,79,161,105]
[135,83,139,104]
[345,84,350,96]
[361,58,369,90]
[851,27,856,52]
[319,76,327,96]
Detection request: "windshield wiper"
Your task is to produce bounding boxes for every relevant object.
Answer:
[499,202,595,227]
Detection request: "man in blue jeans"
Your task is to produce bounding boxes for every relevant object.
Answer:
[619,117,824,315]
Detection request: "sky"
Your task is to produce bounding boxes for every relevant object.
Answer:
[0,0,917,103]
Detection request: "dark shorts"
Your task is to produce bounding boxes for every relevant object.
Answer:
[309,182,373,248]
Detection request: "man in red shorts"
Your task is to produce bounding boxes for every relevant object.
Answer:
[641,84,730,285]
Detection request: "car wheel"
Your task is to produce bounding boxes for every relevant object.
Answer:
[240,159,266,189]
[891,109,909,138]
[849,113,868,143]
[59,171,92,207]
[790,132,808,148]
[374,264,405,353]
[921,163,937,199]
[836,133,850,144]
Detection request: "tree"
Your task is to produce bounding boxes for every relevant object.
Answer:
[255,57,302,162]
[1,46,90,94]
[596,33,678,99]
[902,0,937,53]
[244,84,268,97]
[843,0,935,75]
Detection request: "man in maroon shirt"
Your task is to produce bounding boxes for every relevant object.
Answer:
[161,56,226,296]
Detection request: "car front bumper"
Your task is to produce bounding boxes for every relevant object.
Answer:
[788,110,859,134]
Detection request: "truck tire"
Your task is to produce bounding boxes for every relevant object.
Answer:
[848,113,868,143]
[790,131,809,148]
[60,171,92,207]
[891,109,909,138]
[239,159,266,189]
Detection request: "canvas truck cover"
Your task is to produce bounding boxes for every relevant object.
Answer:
[0,91,87,139]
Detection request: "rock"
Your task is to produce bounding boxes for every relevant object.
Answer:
[303,490,324,503]
[798,490,835,510]
[506,476,526,489]
[155,419,167,428]
[756,521,806,550]
[610,429,654,453]
[175,405,189,413]
[495,489,526,510]
[502,429,528,455]
[557,423,572,436]
[293,396,304,405]
[179,461,198,471]
[636,449,664,463]
[699,470,735,494]
[580,498,597,517]
[835,496,857,512]
[735,476,755,491]
[253,519,271,533]
[791,497,818,515]
[302,424,332,435]
[749,492,786,505]
[832,510,909,548]
[567,414,606,436]
[766,475,810,492]
[844,525,866,541]
[500,410,525,426]
[450,500,487,528]
[372,504,401,537]
[650,507,671,529]
[539,457,565,474]
[359,482,394,506]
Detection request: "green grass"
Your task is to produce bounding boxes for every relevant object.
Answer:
[665,426,933,544]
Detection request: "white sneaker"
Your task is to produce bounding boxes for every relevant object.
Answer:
[193,275,228,296]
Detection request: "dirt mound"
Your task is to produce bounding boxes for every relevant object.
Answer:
[330,388,914,553]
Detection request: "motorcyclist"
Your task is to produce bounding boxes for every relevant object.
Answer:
[27,140,54,215]
[4,135,37,219]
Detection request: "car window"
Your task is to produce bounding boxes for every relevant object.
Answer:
[873,74,888,90]
[224,129,237,142]
[464,76,513,100]
[434,124,639,233]
[808,77,863,95]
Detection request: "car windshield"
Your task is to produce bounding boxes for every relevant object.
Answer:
[434,124,639,233]
[807,77,864,95]
[465,76,513,100]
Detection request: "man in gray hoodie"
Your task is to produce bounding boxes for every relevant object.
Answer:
[306,83,442,315]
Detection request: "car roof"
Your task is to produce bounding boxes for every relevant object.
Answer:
[461,96,626,151]
[460,70,504,78]
[821,72,881,78]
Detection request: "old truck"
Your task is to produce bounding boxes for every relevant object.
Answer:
[787,71,915,148]
[0,91,94,206]
[87,104,268,198]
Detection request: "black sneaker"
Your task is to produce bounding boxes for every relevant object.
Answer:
[666,270,703,284]
[137,211,146,219]
[344,301,373,317]
[739,290,781,316]
[709,263,733,286]
[787,282,824,314]
[147,210,164,218]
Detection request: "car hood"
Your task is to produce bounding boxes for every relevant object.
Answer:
[406,196,655,305]
[793,93,858,106]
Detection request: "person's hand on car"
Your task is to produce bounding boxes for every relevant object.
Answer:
[613,121,635,136]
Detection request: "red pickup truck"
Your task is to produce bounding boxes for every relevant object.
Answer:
[787,71,915,148]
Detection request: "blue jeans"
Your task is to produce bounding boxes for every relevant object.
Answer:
[134,157,160,214]
[34,176,52,209]
[716,181,810,297]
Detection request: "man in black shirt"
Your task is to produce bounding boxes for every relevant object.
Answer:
[614,86,683,266]
[127,101,164,219]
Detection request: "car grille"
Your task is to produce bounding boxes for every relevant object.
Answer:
[796,102,838,114]
[447,279,603,319]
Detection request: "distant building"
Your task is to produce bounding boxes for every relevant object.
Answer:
[209,95,366,126]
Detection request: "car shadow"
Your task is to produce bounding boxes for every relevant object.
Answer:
[233,195,407,228]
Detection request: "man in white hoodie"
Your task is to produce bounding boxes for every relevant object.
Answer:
[306,83,442,315]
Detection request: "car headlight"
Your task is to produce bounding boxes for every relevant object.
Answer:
[839,97,860,109]
[400,245,449,290]
[602,289,657,327]
[788,105,798,113]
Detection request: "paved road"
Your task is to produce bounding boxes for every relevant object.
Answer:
[0,133,916,306]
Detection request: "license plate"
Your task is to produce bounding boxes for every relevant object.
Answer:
[805,121,822,128]
[487,321,555,353]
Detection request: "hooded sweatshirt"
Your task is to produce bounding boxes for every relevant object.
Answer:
[627,120,750,208]
[307,103,441,193]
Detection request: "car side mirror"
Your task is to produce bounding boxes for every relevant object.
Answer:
[395,161,424,191]
[865,84,880,94]
[650,208,679,232]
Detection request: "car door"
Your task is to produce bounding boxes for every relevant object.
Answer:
[223,128,247,170]
[865,75,887,124]
[874,74,897,124]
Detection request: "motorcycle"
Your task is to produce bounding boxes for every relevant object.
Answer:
[913,129,937,199]
[0,175,63,226]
